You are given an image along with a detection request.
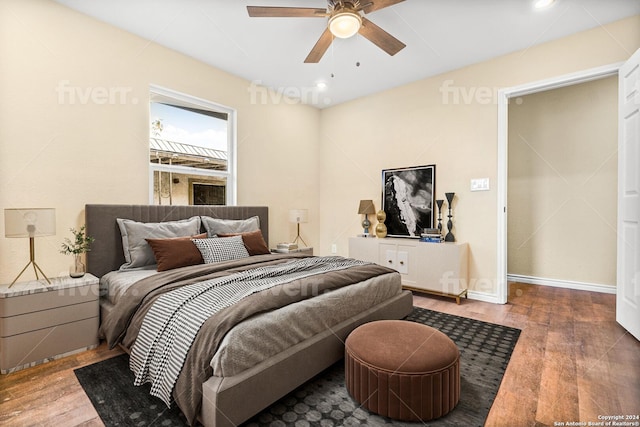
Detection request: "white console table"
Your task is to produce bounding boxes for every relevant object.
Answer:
[349,237,469,304]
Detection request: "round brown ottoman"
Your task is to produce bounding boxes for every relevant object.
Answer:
[345,320,460,422]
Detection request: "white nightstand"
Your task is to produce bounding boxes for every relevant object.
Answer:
[0,274,100,374]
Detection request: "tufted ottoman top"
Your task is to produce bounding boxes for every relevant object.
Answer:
[345,320,459,374]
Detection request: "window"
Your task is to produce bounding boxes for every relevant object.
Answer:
[149,86,236,205]
[191,180,226,205]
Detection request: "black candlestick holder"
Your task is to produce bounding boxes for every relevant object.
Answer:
[436,199,444,235]
[445,192,455,242]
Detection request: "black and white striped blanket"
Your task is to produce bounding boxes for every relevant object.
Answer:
[129,256,367,406]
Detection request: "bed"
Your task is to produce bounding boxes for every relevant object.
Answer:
[85,204,413,427]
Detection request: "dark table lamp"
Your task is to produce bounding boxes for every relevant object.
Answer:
[358,200,375,235]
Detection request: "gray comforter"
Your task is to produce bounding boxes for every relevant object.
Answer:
[99,253,398,425]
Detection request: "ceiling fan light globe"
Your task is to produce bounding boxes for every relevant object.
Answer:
[328,12,362,39]
[534,0,555,8]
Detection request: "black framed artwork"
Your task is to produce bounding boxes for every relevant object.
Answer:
[382,165,436,238]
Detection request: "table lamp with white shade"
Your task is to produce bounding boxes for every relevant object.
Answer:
[4,208,56,287]
[289,209,308,247]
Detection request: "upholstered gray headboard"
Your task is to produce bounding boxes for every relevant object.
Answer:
[85,204,269,278]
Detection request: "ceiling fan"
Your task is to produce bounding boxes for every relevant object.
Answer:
[247,0,406,63]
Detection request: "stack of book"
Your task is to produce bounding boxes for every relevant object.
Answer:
[419,228,442,243]
[273,242,299,253]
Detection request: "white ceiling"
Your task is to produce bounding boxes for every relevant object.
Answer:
[53,0,639,108]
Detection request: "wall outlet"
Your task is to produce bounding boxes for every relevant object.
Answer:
[470,178,490,191]
[331,244,337,254]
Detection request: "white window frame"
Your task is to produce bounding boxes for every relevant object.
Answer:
[148,84,237,205]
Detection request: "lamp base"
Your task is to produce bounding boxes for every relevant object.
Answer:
[9,260,51,288]
[292,222,307,247]
[292,235,308,247]
[362,216,371,235]
[9,237,51,288]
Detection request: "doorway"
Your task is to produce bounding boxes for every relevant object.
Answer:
[496,63,622,304]
[507,76,618,293]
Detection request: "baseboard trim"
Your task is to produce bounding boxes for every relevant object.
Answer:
[507,274,616,294]
[467,290,505,304]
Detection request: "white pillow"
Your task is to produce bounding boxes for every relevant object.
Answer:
[192,236,250,264]
[117,216,201,270]
[201,216,260,237]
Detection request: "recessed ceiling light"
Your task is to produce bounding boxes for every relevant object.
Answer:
[316,82,328,90]
[534,0,555,9]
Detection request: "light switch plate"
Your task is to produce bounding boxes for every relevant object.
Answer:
[471,178,490,191]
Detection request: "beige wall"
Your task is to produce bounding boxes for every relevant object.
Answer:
[0,0,320,283]
[507,76,618,287]
[318,16,639,297]
[1,0,638,296]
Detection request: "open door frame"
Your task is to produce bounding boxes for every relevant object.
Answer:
[496,63,623,304]
[616,48,640,341]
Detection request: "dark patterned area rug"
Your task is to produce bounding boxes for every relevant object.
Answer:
[74,307,520,426]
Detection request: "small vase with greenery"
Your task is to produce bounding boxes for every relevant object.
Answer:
[60,225,94,278]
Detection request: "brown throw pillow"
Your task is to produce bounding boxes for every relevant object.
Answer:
[146,233,207,271]
[218,229,270,256]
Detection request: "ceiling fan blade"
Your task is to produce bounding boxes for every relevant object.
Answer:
[360,0,405,14]
[247,6,327,18]
[358,17,406,56]
[304,28,334,63]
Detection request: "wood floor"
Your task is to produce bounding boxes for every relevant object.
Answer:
[414,284,640,426]
[1,282,638,427]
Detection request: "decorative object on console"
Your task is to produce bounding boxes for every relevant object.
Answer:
[382,165,435,238]
[4,208,56,287]
[420,228,442,243]
[289,209,308,247]
[436,199,444,235]
[60,225,94,278]
[375,210,387,238]
[357,200,375,235]
[445,192,456,242]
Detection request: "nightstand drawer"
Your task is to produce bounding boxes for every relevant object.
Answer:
[0,317,99,374]
[0,275,100,373]
[0,301,98,337]
[0,284,98,317]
